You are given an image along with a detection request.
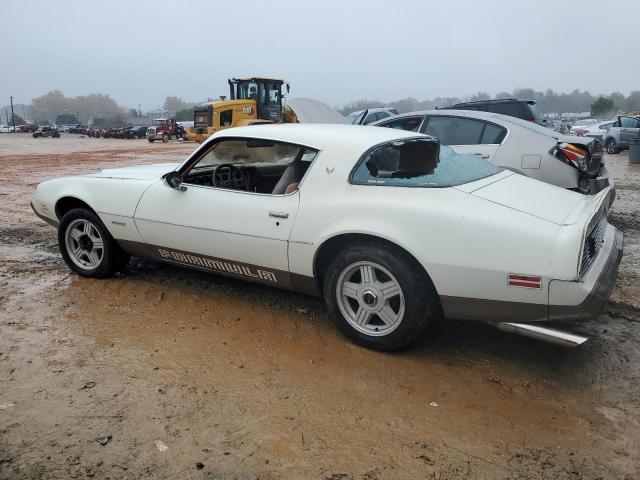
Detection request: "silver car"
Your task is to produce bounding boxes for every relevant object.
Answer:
[603,116,640,154]
[371,109,611,196]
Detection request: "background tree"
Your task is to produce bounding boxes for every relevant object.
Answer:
[163,96,196,112]
[56,113,78,124]
[591,96,615,118]
[625,91,640,112]
[10,113,25,125]
[175,109,194,121]
[494,91,512,99]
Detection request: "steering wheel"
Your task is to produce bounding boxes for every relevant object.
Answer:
[212,164,250,191]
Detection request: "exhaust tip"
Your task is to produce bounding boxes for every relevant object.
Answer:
[497,322,588,348]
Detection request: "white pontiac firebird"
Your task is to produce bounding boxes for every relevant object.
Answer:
[32,124,623,350]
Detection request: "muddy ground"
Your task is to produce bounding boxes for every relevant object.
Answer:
[0,133,638,479]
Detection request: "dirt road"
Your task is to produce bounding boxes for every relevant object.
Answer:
[0,133,638,479]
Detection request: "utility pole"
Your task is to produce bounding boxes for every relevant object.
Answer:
[22,105,26,122]
[138,104,142,117]
[5,109,9,128]
[10,96,16,132]
[76,111,80,124]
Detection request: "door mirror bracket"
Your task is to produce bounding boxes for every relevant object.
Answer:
[163,171,186,191]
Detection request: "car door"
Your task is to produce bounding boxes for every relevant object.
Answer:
[619,116,640,147]
[133,138,310,288]
[420,115,503,161]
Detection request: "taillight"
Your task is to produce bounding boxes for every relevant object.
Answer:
[552,143,589,171]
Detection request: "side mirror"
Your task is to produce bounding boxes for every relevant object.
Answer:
[286,83,290,94]
[163,171,186,191]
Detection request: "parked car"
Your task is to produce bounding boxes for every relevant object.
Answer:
[125,126,148,139]
[441,98,547,126]
[371,110,610,196]
[547,119,568,134]
[346,107,399,125]
[32,126,60,138]
[0,125,16,133]
[602,116,640,154]
[31,124,622,350]
[570,120,616,141]
[68,125,88,134]
[19,123,38,133]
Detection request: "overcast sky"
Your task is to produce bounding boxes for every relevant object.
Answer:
[2,0,639,110]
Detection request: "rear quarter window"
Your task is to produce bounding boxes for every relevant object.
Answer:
[351,139,502,188]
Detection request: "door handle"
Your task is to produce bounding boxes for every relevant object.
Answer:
[473,153,490,159]
[269,211,289,219]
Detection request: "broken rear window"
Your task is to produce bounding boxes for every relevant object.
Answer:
[350,138,502,188]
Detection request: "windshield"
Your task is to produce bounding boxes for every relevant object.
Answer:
[346,112,361,123]
[351,139,503,188]
[153,119,167,126]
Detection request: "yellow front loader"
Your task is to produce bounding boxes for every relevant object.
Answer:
[185,78,291,143]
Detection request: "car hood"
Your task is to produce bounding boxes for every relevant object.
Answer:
[456,171,585,225]
[85,163,178,180]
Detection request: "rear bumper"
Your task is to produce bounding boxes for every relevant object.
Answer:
[441,227,623,325]
[549,227,623,322]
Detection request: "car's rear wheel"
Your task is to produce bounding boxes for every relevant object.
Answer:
[323,243,439,350]
[58,209,130,278]
[606,138,619,154]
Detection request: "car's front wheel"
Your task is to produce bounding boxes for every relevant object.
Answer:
[323,243,439,350]
[58,209,130,278]
[606,138,619,154]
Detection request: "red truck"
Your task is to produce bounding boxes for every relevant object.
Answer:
[146,118,178,143]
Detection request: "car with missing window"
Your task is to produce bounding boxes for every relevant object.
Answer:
[32,124,622,350]
[371,109,611,197]
[602,115,640,154]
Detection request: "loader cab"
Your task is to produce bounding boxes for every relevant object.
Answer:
[229,77,286,123]
[193,104,213,133]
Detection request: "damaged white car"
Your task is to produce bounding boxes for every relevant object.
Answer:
[32,124,622,350]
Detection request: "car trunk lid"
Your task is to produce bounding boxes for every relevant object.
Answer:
[458,173,589,225]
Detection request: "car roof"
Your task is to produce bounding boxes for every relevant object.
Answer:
[210,123,424,152]
[372,108,520,124]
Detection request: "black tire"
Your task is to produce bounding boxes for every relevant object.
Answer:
[148,138,154,143]
[323,242,440,351]
[162,133,169,143]
[58,208,130,278]
[606,138,619,154]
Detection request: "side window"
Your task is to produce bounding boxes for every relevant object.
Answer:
[421,116,485,145]
[480,123,507,144]
[375,111,390,121]
[220,110,232,127]
[380,116,424,132]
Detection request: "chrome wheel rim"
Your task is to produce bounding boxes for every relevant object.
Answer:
[336,261,405,336]
[607,141,616,153]
[64,219,104,270]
